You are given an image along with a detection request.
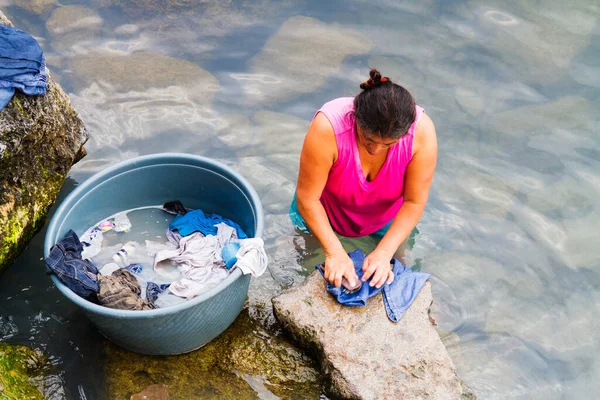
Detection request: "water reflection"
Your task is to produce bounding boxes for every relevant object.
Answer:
[1,0,599,398]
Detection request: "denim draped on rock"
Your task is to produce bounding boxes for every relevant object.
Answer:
[0,25,47,109]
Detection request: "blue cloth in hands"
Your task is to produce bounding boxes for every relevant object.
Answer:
[316,249,430,322]
[44,230,99,300]
[317,249,381,306]
[169,208,247,239]
[0,25,47,110]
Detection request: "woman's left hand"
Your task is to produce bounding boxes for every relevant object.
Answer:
[362,249,395,288]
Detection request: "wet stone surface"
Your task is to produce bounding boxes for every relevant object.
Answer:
[272,272,476,399]
[104,310,324,399]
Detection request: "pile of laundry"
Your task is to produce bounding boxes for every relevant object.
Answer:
[0,25,47,110]
[44,201,267,311]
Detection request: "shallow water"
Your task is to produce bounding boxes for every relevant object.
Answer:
[1,0,599,398]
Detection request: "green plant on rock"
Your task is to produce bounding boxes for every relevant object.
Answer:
[0,342,53,400]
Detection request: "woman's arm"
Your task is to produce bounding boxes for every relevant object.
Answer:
[362,113,438,287]
[296,113,359,288]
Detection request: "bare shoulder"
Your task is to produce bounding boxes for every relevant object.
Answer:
[309,112,336,141]
[301,112,338,164]
[413,112,437,155]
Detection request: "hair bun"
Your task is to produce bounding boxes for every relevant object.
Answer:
[360,68,392,90]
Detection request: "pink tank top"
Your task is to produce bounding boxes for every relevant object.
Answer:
[318,97,424,237]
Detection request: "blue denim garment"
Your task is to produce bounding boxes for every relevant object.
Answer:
[146,282,170,303]
[169,208,247,239]
[44,230,99,300]
[125,263,143,275]
[317,249,430,322]
[317,249,383,306]
[382,259,430,322]
[0,25,47,110]
[0,25,43,64]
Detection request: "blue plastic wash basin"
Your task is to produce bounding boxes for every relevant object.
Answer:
[44,153,264,355]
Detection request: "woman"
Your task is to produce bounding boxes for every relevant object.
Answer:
[290,69,437,290]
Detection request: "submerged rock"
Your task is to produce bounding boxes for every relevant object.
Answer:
[45,6,103,51]
[45,6,102,35]
[64,51,220,175]
[68,51,218,98]
[93,0,213,17]
[272,271,475,399]
[526,176,595,220]
[105,310,323,399]
[0,342,65,400]
[65,49,218,148]
[14,0,58,16]
[232,110,309,158]
[458,1,597,84]
[243,16,371,104]
[484,96,596,137]
[0,10,88,274]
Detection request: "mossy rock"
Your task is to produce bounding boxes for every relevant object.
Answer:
[0,342,51,399]
[0,10,88,274]
[105,310,323,399]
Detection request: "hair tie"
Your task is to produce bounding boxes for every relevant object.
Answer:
[360,71,392,90]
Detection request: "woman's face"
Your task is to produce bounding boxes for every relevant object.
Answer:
[356,125,398,156]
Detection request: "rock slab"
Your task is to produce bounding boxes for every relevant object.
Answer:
[272,271,476,399]
[0,10,88,274]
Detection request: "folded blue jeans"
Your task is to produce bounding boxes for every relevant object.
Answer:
[44,230,99,300]
[316,249,430,322]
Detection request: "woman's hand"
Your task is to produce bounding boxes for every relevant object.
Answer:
[362,249,394,288]
[324,251,359,289]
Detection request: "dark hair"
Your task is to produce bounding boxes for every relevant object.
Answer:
[354,68,416,139]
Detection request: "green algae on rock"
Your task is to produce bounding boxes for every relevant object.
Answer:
[105,310,323,399]
[0,342,54,400]
[0,10,88,274]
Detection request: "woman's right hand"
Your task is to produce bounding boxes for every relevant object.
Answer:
[323,251,359,289]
